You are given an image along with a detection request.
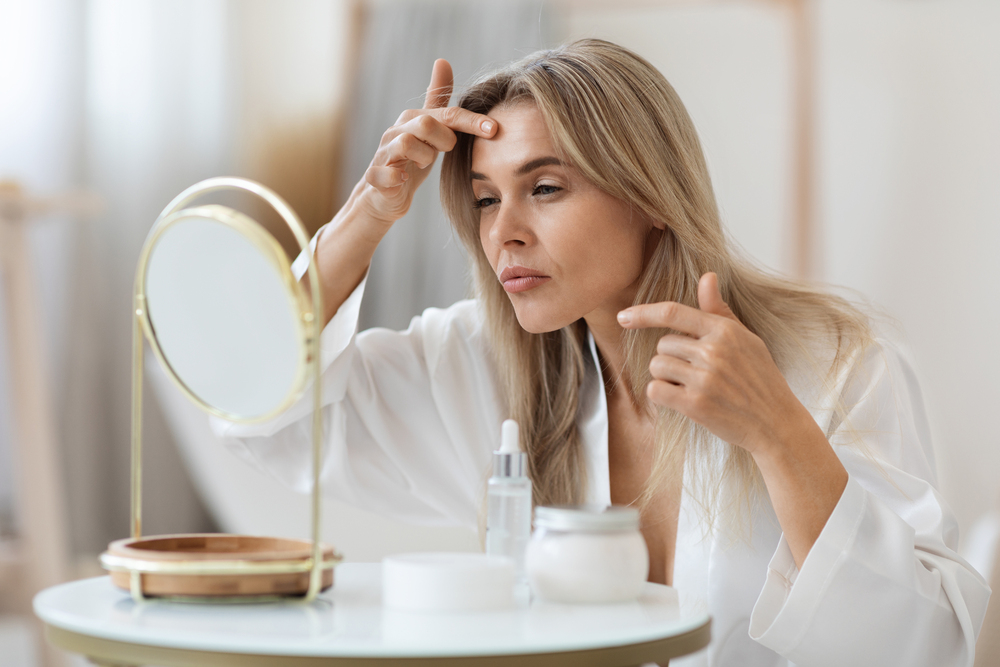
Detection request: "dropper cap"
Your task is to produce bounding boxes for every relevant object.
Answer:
[493,419,527,478]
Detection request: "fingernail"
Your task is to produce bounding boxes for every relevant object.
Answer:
[617,310,631,325]
[399,171,409,182]
[481,120,493,134]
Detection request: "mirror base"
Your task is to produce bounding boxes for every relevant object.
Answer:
[101,533,339,600]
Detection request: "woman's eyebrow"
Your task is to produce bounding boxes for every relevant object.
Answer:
[515,156,562,176]
[470,156,563,181]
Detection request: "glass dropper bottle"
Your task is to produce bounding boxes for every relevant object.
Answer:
[486,419,532,583]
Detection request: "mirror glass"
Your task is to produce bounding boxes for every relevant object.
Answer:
[144,212,303,419]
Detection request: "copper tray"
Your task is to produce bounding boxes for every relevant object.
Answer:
[103,533,339,598]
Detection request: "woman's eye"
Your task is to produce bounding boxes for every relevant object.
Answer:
[474,197,499,209]
[534,184,560,196]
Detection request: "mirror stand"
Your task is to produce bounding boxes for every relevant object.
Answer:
[99,177,340,603]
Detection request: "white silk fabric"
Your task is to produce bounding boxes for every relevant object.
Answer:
[214,268,989,667]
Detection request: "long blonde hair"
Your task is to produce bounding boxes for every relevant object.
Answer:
[441,39,871,527]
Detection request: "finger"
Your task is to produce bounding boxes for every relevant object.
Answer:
[428,105,497,138]
[646,379,686,410]
[617,301,713,337]
[397,114,459,152]
[424,59,453,109]
[380,121,450,155]
[656,334,701,361]
[365,165,408,190]
[649,354,695,385]
[384,107,495,147]
[698,272,740,322]
[377,132,438,170]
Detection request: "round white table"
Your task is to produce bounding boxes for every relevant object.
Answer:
[34,563,711,666]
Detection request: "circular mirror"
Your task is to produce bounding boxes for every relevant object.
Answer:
[141,205,307,421]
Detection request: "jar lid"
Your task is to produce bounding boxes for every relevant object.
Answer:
[534,505,640,532]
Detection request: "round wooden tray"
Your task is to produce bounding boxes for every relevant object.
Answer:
[103,533,339,598]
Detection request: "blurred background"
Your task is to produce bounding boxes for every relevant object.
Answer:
[1,0,999,665]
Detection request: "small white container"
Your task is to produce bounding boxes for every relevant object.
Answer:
[525,505,649,604]
[382,552,515,612]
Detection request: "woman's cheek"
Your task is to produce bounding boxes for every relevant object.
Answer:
[479,224,498,271]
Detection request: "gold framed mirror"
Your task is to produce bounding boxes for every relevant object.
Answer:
[99,177,340,603]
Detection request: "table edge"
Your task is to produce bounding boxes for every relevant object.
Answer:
[46,619,711,666]
[34,574,712,657]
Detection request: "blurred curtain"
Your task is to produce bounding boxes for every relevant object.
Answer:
[343,0,552,331]
[0,0,351,563]
[0,0,86,541]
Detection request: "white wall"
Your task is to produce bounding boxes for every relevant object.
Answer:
[559,0,1000,539]
[818,0,1000,536]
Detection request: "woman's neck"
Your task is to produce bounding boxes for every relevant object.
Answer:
[585,308,632,402]
[586,228,661,401]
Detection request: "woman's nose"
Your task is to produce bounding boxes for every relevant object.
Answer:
[487,200,533,248]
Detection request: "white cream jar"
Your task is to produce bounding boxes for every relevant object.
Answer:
[525,505,649,604]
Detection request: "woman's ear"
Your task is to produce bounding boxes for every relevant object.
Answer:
[650,216,667,231]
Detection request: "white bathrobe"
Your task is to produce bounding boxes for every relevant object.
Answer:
[215,271,990,667]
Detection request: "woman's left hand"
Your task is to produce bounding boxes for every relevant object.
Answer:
[620,272,850,568]
[617,272,809,457]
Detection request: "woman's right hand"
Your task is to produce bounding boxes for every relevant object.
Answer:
[314,59,497,326]
[357,58,498,227]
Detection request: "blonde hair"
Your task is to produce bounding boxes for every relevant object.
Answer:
[441,39,872,529]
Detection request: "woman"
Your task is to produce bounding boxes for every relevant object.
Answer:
[217,40,989,665]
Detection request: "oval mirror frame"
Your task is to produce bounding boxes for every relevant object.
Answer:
[136,203,310,423]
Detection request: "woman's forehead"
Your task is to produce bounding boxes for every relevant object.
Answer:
[470,104,558,178]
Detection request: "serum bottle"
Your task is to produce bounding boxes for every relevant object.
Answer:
[486,419,532,581]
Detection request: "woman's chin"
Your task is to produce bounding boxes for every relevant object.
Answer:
[511,305,577,335]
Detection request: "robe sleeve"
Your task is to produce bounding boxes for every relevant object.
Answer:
[748,340,991,666]
[210,230,502,529]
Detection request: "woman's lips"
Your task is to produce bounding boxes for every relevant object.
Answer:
[499,266,551,294]
[503,275,551,293]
